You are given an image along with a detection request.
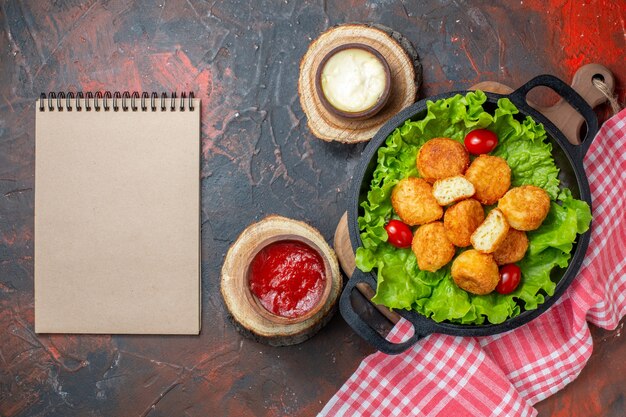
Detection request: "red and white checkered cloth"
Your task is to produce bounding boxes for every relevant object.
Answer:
[321,109,626,417]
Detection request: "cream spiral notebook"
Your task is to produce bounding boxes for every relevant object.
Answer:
[35,91,200,334]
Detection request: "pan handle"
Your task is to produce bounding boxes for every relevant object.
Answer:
[339,269,433,355]
[508,74,599,160]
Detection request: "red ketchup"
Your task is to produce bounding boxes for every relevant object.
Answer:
[249,240,325,318]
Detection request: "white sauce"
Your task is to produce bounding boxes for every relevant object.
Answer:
[320,48,387,113]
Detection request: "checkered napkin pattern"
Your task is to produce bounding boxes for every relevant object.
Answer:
[320,109,626,417]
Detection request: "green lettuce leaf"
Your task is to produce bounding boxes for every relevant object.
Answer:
[355,91,592,325]
[491,109,560,199]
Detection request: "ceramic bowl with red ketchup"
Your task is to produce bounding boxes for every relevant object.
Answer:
[248,239,328,320]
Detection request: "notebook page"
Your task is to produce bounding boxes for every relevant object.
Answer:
[35,98,200,334]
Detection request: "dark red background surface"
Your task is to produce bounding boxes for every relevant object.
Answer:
[0,1,624,416]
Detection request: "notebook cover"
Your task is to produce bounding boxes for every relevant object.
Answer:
[34,98,201,334]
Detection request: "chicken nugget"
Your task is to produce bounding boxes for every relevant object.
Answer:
[465,155,511,205]
[417,138,469,183]
[412,222,456,272]
[493,229,529,265]
[443,199,484,247]
[432,175,475,206]
[391,177,443,226]
[498,185,550,231]
[470,208,510,253]
[451,249,500,295]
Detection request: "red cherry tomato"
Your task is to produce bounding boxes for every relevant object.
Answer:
[385,220,413,248]
[464,129,498,155]
[496,264,521,294]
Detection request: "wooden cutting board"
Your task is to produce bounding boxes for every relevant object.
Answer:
[299,23,422,143]
[222,216,342,346]
[334,63,616,323]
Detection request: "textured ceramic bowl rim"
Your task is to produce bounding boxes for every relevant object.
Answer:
[244,236,333,325]
[315,43,392,120]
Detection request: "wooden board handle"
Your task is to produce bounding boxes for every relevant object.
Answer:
[536,64,614,145]
[472,63,615,145]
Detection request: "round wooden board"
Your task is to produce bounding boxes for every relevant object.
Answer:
[221,215,342,346]
[299,23,421,143]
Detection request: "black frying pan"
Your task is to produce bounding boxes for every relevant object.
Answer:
[340,75,598,355]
